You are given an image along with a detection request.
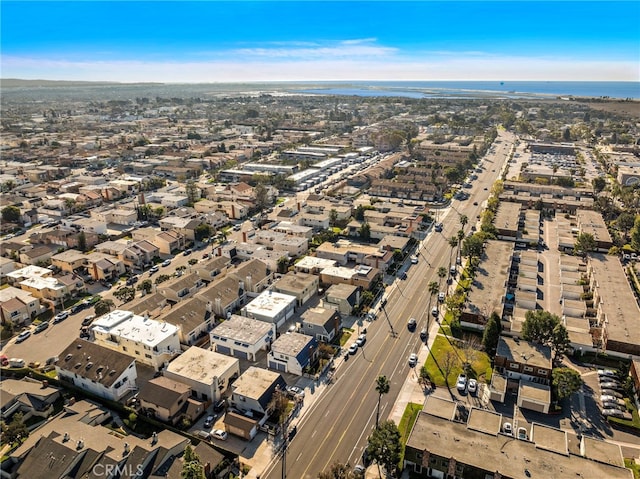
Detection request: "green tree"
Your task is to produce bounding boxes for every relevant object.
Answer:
[185,180,199,206]
[137,279,153,295]
[194,223,213,241]
[428,281,439,311]
[462,233,484,258]
[359,222,371,240]
[181,445,205,479]
[522,310,571,360]
[574,232,596,257]
[1,205,21,224]
[94,299,115,316]
[329,209,339,227]
[437,266,448,287]
[254,183,270,210]
[630,216,640,251]
[592,176,606,193]
[277,256,290,274]
[1,412,29,445]
[374,375,390,428]
[459,214,468,228]
[77,231,87,252]
[552,367,583,399]
[113,287,135,304]
[366,420,402,477]
[482,312,501,356]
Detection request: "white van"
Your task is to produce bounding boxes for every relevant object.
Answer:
[9,358,25,368]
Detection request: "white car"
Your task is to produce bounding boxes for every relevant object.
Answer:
[467,379,478,394]
[602,408,624,418]
[597,369,616,378]
[212,429,227,440]
[15,330,31,343]
[601,395,625,405]
[286,386,305,398]
[438,292,446,302]
[410,256,418,264]
[348,343,359,355]
[502,422,513,435]
[162,259,171,267]
[456,374,467,392]
[408,353,418,368]
[355,334,366,347]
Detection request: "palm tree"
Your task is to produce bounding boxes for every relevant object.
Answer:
[375,375,390,428]
[437,266,447,287]
[428,281,439,313]
[448,236,458,265]
[459,214,468,229]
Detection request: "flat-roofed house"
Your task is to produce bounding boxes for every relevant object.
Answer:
[226,366,287,439]
[273,271,318,306]
[50,249,87,274]
[494,337,552,413]
[268,332,318,375]
[242,290,297,328]
[324,283,360,315]
[210,314,275,361]
[91,310,180,371]
[165,346,240,404]
[56,339,138,401]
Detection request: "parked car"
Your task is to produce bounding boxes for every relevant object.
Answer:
[34,321,50,334]
[348,343,359,355]
[149,265,159,274]
[195,430,211,441]
[517,427,528,440]
[419,328,428,341]
[601,395,625,405]
[213,399,226,413]
[82,315,96,327]
[598,369,617,378]
[602,402,625,411]
[54,311,69,323]
[70,303,86,314]
[203,415,216,429]
[600,389,623,398]
[410,256,418,264]
[354,465,366,475]
[456,374,467,392]
[15,330,31,343]
[355,334,366,347]
[183,249,192,256]
[407,318,417,331]
[431,306,439,318]
[399,271,407,280]
[408,353,418,368]
[126,276,139,286]
[162,259,172,267]
[286,386,305,398]
[602,408,625,418]
[438,292,446,302]
[468,379,478,394]
[502,422,513,435]
[600,382,623,391]
[212,429,227,441]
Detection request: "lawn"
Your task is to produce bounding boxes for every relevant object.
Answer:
[397,403,422,442]
[625,458,640,479]
[424,334,492,388]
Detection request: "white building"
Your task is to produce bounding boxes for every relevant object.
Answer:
[56,339,138,401]
[210,315,275,361]
[92,310,180,371]
[242,290,297,328]
[164,346,240,404]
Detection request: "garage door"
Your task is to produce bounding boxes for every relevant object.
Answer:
[520,399,546,413]
[235,351,248,360]
[217,345,231,355]
[269,361,287,372]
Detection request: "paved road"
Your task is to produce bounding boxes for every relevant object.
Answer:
[261,132,514,478]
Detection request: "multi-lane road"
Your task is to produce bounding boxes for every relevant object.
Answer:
[262,131,514,478]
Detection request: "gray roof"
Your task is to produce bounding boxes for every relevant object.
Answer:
[57,339,136,388]
[139,376,191,410]
[158,296,210,333]
[212,314,274,345]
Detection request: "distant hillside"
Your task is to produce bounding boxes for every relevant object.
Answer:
[0,78,163,87]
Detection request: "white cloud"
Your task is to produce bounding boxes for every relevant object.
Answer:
[2,54,637,82]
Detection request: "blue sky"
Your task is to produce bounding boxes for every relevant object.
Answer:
[2,1,639,82]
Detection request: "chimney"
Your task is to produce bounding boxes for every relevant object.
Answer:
[242,232,247,242]
[231,204,236,219]
[297,202,301,212]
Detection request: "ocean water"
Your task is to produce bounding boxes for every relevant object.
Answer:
[299,81,640,100]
